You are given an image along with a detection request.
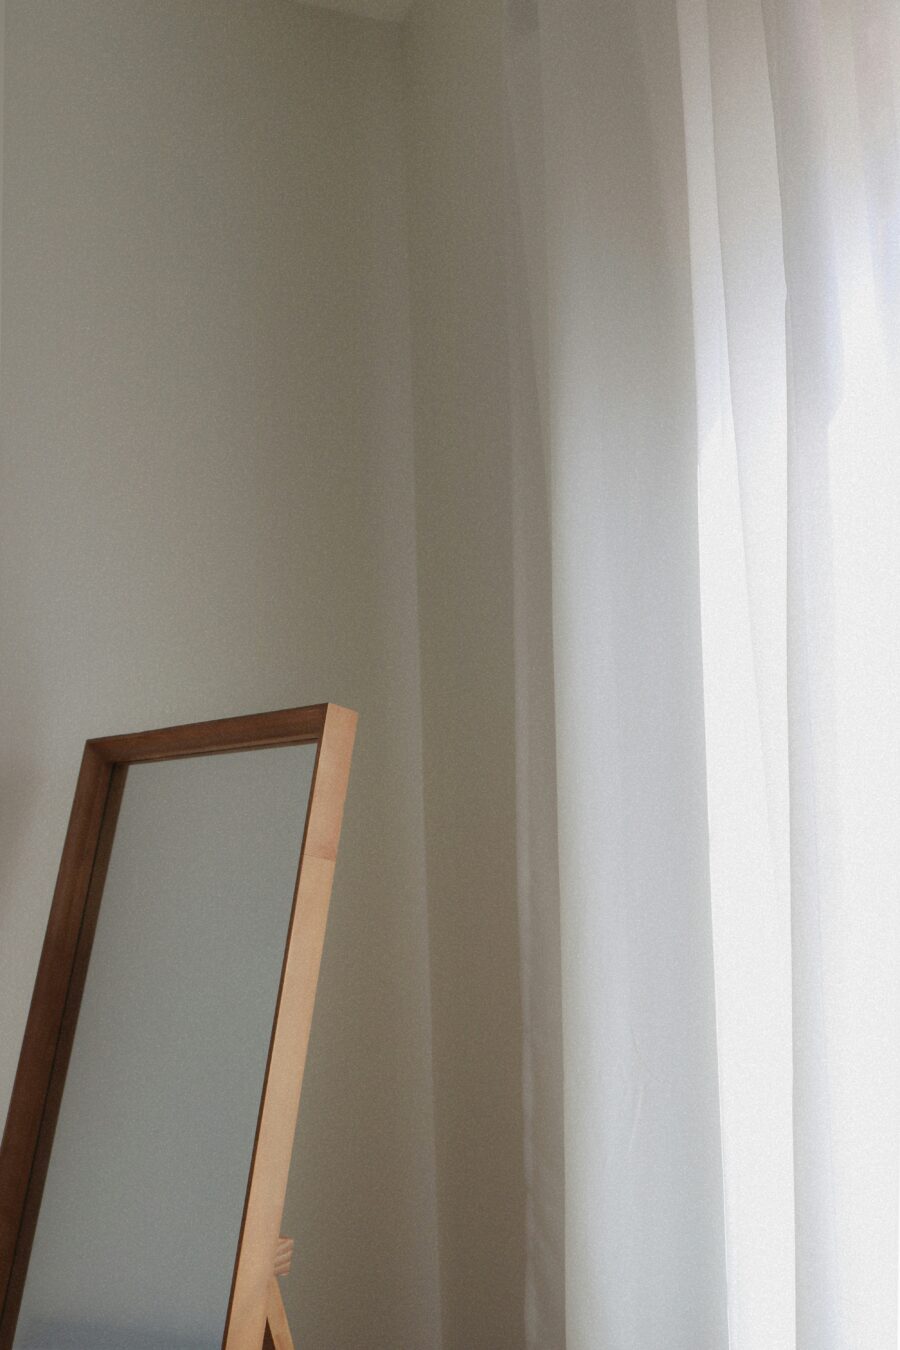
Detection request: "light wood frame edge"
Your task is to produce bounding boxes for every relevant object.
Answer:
[0,702,357,1350]
[224,703,356,1349]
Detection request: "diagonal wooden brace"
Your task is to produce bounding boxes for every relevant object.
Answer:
[262,1237,295,1350]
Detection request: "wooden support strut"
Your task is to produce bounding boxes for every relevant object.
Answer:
[263,1237,295,1350]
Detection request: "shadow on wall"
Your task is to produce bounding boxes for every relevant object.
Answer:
[0,753,38,930]
[404,0,529,1347]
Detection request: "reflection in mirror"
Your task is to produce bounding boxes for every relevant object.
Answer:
[13,744,317,1350]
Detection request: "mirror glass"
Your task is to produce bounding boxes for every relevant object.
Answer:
[13,743,317,1350]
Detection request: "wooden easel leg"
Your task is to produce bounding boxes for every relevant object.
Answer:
[263,1276,295,1350]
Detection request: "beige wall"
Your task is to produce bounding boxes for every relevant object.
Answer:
[403,2,528,1346]
[0,2,441,1346]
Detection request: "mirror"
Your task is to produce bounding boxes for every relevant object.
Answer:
[17,745,315,1349]
[0,706,357,1350]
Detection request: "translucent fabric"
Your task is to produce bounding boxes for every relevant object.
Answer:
[505,1,900,1346]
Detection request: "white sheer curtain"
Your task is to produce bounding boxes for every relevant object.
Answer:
[505,1,900,1347]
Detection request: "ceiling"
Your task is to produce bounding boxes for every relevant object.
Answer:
[298,0,412,20]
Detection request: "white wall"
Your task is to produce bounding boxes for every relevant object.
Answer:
[403,3,528,1346]
[0,2,441,1346]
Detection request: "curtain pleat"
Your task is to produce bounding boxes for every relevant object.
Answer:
[505,2,900,1346]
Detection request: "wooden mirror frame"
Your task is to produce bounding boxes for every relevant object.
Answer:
[0,703,357,1350]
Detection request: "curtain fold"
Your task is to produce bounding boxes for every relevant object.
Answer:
[505,2,900,1347]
